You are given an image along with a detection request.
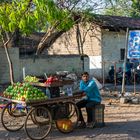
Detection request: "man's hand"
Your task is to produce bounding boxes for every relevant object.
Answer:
[73,90,84,95]
[81,92,86,97]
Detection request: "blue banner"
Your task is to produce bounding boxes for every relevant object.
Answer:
[127,30,140,59]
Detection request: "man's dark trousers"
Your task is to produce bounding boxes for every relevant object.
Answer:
[76,99,100,123]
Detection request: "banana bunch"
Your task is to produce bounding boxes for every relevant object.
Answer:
[24,75,39,82]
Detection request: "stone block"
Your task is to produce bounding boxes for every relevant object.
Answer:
[120,97,127,104]
[131,97,139,104]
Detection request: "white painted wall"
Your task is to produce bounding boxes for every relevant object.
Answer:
[102,30,126,77]
[89,56,102,79]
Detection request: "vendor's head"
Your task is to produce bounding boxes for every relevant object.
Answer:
[81,72,89,82]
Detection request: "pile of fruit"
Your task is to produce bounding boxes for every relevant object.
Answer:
[24,75,39,82]
[1,82,48,102]
[45,76,59,84]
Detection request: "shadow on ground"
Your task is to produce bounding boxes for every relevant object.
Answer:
[0,120,140,140]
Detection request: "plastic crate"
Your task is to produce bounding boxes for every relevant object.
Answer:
[49,87,60,98]
[32,85,60,98]
[93,104,105,127]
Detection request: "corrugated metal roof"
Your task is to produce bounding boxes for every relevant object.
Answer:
[94,15,140,29]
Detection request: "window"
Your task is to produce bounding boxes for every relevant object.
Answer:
[120,48,125,60]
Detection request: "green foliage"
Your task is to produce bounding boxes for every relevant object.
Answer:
[131,0,140,17]
[0,0,75,37]
[0,0,108,40]
[102,0,140,18]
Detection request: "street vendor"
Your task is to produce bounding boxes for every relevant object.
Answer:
[76,72,101,128]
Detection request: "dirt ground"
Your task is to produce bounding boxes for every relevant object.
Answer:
[1,91,140,140]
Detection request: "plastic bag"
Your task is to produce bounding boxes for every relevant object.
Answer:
[92,77,103,90]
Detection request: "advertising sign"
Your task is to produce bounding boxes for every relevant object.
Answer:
[127,30,140,59]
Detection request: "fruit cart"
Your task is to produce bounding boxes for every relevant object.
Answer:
[0,81,84,140]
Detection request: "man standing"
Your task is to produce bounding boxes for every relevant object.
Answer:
[76,72,101,128]
[108,66,115,83]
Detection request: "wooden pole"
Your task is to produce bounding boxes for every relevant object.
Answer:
[121,28,129,96]
[114,62,117,90]
[102,61,105,87]
[133,69,136,94]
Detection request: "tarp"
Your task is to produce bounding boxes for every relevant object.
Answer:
[93,77,103,90]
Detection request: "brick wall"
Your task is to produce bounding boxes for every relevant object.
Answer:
[48,25,102,56]
[0,28,128,83]
[0,25,107,84]
[19,55,89,80]
[47,25,102,79]
[0,48,89,84]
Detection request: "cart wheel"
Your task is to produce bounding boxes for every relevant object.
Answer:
[29,107,48,125]
[24,106,52,140]
[1,102,27,132]
[56,101,79,133]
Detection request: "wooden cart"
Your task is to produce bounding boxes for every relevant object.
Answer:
[0,81,83,140]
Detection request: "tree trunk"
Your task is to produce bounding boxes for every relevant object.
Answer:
[7,29,20,48]
[76,24,85,71]
[76,24,82,55]
[36,30,65,54]
[76,24,90,71]
[3,41,14,85]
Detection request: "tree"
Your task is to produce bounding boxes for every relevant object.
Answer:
[0,0,73,83]
[131,0,140,17]
[0,0,110,84]
[102,0,140,17]
[0,0,37,84]
[35,0,107,54]
[0,0,77,84]
[102,0,132,16]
